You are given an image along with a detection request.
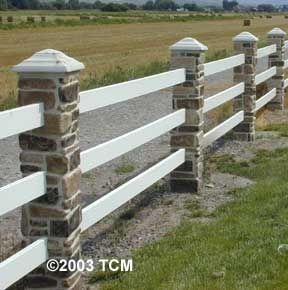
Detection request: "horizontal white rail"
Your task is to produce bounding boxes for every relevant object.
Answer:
[203,111,244,148]
[204,54,245,77]
[203,83,244,113]
[0,238,48,290]
[284,60,288,70]
[255,88,276,112]
[285,40,288,49]
[255,67,276,86]
[0,103,44,140]
[285,79,288,89]
[0,172,46,216]
[81,149,185,232]
[257,44,276,59]
[80,69,186,114]
[80,109,185,173]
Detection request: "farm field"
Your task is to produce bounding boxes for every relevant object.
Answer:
[1,15,288,109]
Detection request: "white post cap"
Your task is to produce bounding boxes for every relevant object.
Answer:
[12,49,85,73]
[267,27,286,37]
[170,37,208,52]
[233,32,259,42]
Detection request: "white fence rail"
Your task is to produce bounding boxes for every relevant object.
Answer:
[0,239,48,290]
[255,89,277,112]
[285,79,288,89]
[79,69,185,114]
[81,110,185,173]
[0,103,44,140]
[257,44,276,59]
[0,172,46,216]
[203,83,244,113]
[204,54,245,77]
[203,111,244,148]
[255,67,277,86]
[81,149,185,232]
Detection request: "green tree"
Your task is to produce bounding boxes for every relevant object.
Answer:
[257,4,277,12]
[0,0,8,10]
[142,0,154,10]
[68,0,79,9]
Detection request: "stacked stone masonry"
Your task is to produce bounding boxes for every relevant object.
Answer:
[18,70,83,289]
[267,28,287,110]
[233,32,258,142]
[169,38,207,193]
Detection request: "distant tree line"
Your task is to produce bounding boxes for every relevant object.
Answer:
[257,4,277,13]
[0,0,204,12]
[222,0,238,11]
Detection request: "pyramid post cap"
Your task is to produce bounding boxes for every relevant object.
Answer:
[170,37,208,52]
[233,32,259,42]
[12,49,85,73]
[268,27,286,37]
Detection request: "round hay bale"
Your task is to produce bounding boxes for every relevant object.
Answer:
[266,15,272,19]
[243,19,251,26]
[285,15,288,19]
[41,16,46,22]
[80,15,90,20]
[27,16,35,23]
[7,16,13,23]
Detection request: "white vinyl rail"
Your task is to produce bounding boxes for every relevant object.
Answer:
[0,239,48,290]
[255,89,277,112]
[285,40,288,49]
[81,110,185,173]
[81,149,185,232]
[79,69,185,114]
[285,79,288,89]
[257,44,277,59]
[204,54,245,77]
[0,103,44,139]
[284,60,288,70]
[255,67,277,86]
[203,83,244,113]
[203,111,244,148]
[0,172,46,216]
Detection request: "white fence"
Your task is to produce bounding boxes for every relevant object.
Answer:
[0,28,288,289]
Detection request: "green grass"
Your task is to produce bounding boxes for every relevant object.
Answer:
[98,146,288,290]
[81,60,169,91]
[115,160,135,175]
[261,123,288,137]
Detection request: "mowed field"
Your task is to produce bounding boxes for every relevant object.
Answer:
[1,15,288,106]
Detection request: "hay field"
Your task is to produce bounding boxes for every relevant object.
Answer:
[1,15,288,106]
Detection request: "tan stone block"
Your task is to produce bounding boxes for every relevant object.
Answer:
[62,168,81,198]
[18,78,56,90]
[46,155,69,175]
[18,90,56,109]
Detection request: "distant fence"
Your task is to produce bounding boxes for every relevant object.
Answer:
[0,27,287,289]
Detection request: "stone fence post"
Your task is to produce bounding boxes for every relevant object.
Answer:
[13,49,84,289]
[267,27,287,110]
[233,32,258,142]
[169,38,207,193]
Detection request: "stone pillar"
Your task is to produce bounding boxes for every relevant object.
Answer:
[233,32,258,142]
[169,38,207,193]
[13,49,84,289]
[267,27,287,110]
